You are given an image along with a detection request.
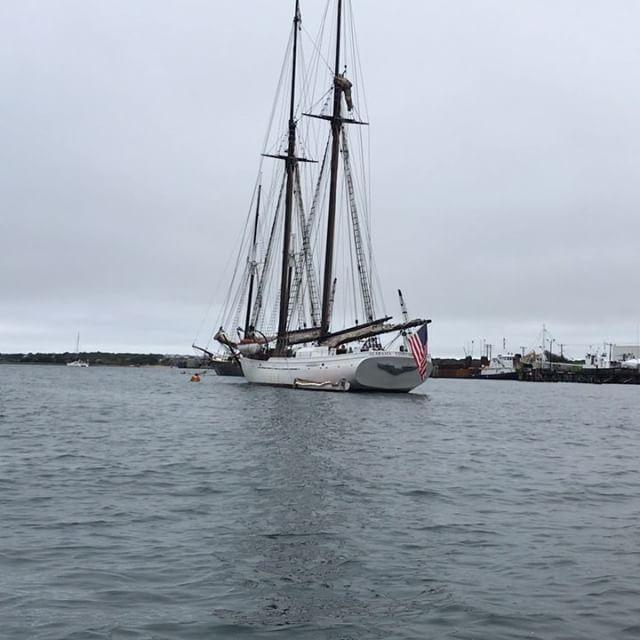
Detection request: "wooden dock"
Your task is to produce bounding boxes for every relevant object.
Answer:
[431,358,640,384]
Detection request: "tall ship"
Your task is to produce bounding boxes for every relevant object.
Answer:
[213,0,432,392]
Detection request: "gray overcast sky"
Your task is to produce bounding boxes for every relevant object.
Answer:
[1,0,639,358]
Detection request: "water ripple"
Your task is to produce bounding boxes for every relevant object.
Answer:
[1,366,639,638]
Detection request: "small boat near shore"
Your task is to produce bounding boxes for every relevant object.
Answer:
[480,353,518,380]
[67,332,89,368]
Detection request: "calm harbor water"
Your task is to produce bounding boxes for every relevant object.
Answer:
[1,364,639,639]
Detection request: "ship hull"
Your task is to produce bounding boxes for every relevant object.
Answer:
[210,358,243,377]
[67,360,89,368]
[479,371,518,380]
[241,350,431,393]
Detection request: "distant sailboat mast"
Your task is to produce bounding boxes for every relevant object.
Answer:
[67,331,89,366]
[243,184,261,336]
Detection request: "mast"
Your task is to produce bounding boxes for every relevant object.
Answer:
[275,0,301,354]
[398,289,409,349]
[320,0,343,337]
[244,184,261,335]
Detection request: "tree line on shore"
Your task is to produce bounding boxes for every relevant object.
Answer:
[0,352,199,367]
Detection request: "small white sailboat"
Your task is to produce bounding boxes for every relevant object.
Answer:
[233,0,432,392]
[67,332,89,367]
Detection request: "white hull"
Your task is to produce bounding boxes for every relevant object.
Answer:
[240,349,431,393]
[480,365,517,378]
[67,360,89,368]
[480,369,517,379]
[480,354,517,379]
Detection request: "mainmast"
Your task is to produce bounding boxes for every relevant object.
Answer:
[320,0,344,337]
[275,0,301,354]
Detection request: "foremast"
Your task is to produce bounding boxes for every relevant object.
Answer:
[275,0,302,354]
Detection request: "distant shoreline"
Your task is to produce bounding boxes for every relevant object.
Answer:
[0,353,489,372]
[0,352,201,368]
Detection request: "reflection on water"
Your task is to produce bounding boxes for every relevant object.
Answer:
[216,388,372,633]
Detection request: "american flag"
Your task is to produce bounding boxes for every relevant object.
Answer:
[408,323,429,380]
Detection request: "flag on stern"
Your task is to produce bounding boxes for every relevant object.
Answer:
[408,323,429,380]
